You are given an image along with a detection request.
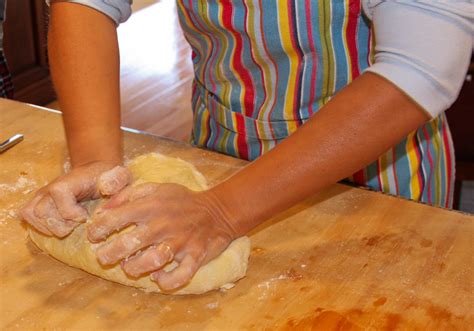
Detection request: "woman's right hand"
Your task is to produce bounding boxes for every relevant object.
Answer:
[21,161,132,238]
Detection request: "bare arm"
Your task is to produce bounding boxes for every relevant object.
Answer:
[49,1,122,166]
[21,3,129,237]
[209,72,429,236]
[84,1,470,291]
[89,72,429,290]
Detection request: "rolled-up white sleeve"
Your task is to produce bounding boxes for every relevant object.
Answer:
[362,1,473,118]
[47,0,132,25]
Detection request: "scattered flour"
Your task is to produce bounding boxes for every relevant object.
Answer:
[206,302,219,310]
[0,202,23,224]
[63,159,72,173]
[256,269,303,301]
[0,176,37,195]
[219,283,235,290]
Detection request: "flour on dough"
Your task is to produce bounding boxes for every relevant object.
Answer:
[28,153,251,295]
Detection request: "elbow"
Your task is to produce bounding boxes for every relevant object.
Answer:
[367,46,472,118]
[433,52,471,110]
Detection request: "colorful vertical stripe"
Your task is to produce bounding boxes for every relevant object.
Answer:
[176,0,455,208]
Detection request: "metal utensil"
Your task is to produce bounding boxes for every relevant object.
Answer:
[0,134,24,153]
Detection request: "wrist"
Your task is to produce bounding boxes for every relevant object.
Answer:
[72,159,121,171]
[70,150,122,169]
[197,188,247,240]
[69,143,122,169]
[66,125,122,168]
[198,184,261,239]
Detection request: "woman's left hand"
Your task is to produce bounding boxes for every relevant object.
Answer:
[86,183,238,291]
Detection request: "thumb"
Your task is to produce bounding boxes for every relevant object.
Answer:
[49,184,89,222]
[97,166,133,196]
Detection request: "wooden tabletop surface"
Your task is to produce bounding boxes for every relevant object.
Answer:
[0,99,473,330]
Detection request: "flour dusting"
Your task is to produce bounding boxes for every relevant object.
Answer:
[0,176,37,194]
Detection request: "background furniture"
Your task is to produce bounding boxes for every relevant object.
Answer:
[3,0,55,105]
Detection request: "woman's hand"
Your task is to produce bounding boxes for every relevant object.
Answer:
[21,161,131,237]
[87,183,238,291]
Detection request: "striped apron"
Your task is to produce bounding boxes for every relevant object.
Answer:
[176,0,455,208]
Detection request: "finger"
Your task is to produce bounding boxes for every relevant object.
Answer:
[35,196,77,237]
[98,166,133,196]
[49,184,88,221]
[151,253,205,291]
[121,242,175,278]
[21,194,53,236]
[95,226,156,265]
[101,183,160,210]
[87,199,153,243]
[44,216,77,238]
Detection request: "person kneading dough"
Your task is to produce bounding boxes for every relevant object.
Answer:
[28,153,251,294]
[21,0,472,293]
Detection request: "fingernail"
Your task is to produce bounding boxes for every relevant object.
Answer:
[97,253,111,265]
[73,214,88,223]
[88,226,105,242]
[95,225,107,238]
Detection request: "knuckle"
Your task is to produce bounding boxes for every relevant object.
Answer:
[154,250,171,266]
[117,166,132,179]
[99,166,131,193]
[49,183,67,196]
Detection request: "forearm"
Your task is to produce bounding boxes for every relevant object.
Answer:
[208,72,429,236]
[49,2,122,167]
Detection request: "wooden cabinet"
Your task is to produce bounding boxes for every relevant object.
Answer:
[3,0,55,105]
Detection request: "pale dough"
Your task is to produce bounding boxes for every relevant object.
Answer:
[28,153,251,295]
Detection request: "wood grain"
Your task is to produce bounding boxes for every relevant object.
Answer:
[0,99,473,330]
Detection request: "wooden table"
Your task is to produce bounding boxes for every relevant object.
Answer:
[1,99,473,330]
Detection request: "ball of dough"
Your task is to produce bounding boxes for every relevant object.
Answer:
[28,153,251,295]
